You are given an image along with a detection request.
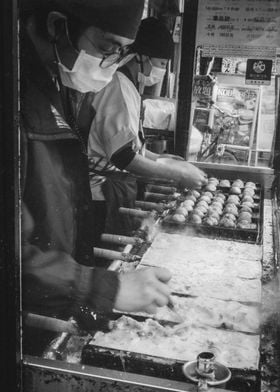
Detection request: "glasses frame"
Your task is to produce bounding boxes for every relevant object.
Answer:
[83,34,132,69]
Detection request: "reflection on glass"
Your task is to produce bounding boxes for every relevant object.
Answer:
[188,56,277,168]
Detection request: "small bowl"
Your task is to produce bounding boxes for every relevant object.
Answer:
[182,361,231,387]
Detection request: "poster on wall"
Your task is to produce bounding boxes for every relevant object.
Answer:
[196,0,280,58]
[211,85,260,148]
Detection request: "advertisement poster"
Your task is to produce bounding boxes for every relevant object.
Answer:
[212,85,260,147]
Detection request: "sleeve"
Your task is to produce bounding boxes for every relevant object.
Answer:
[88,72,141,160]
[22,204,119,321]
[111,143,136,170]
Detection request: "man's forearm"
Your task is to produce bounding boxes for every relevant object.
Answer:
[126,154,181,183]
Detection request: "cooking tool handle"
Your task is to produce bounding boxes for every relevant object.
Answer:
[24,312,80,334]
[101,233,143,245]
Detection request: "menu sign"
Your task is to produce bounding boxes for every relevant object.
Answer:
[196,0,280,58]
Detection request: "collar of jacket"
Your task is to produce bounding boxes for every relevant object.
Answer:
[20,29,79,141]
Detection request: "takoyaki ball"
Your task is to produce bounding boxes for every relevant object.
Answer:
[238,211,252,222]
[241,201,254,209]
[172,214,186,223]
[196,200,209,209]
[230,186,242,195]
[243,188,255,197]
[175,207,188,217]
[181,204,193,212]
[245,182,257,190]
[215,192,226,201]
[205,216,219,226]
[223,213,237,222]
[224,204,239,216]
[182,199,195,207]
[195,204,208,214]
[190,190,201,199]
[220,217,236,228]
[232,179,244,188]
[208,206,223,215]
[212,197,225,206]
[185,194,197,203]
[211,201,224,210]
[242,195,254,204]
[203,191,214,199]
[225,202,238,210]
[237,220,251,229]
[219,179,231,187]
[227,195,240,205]
[208,177,219,185]
[207,211,220,221]
[240,205,252,214]
[192,208,205,218]
[205,183,217,192]
[199,195,212,204]
[191,214,202,224]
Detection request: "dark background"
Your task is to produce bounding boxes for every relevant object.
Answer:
[0,0,21,391]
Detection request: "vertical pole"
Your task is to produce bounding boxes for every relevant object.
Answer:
[174,0,198,157]
[0,0,21,391]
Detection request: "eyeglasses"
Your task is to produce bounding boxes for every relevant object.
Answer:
[83,34,131,69]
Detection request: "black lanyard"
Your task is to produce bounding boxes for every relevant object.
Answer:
[53,43,88,156]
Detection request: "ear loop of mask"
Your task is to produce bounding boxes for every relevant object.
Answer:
[136,54,146,95]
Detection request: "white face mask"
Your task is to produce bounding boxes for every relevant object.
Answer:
[58,50,118,93]
[138,66,166,87]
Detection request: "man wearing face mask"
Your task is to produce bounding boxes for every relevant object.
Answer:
[20,0,173,342]
[88,17,208,238]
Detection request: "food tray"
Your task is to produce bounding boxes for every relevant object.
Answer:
[162,180,263,244]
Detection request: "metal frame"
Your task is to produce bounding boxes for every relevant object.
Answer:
[174,0,198,157]
[23,356,232,392]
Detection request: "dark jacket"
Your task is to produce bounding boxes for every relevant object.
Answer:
[21,32,119,320]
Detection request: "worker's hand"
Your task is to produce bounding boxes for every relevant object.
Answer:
[176,161,208,189]
[114,267,172,314]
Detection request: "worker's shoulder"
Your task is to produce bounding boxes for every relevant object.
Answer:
[92,71,139,112]
[115,71,140,104]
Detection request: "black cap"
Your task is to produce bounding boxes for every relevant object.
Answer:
[22,0,145,40]
[133,17,174,59]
